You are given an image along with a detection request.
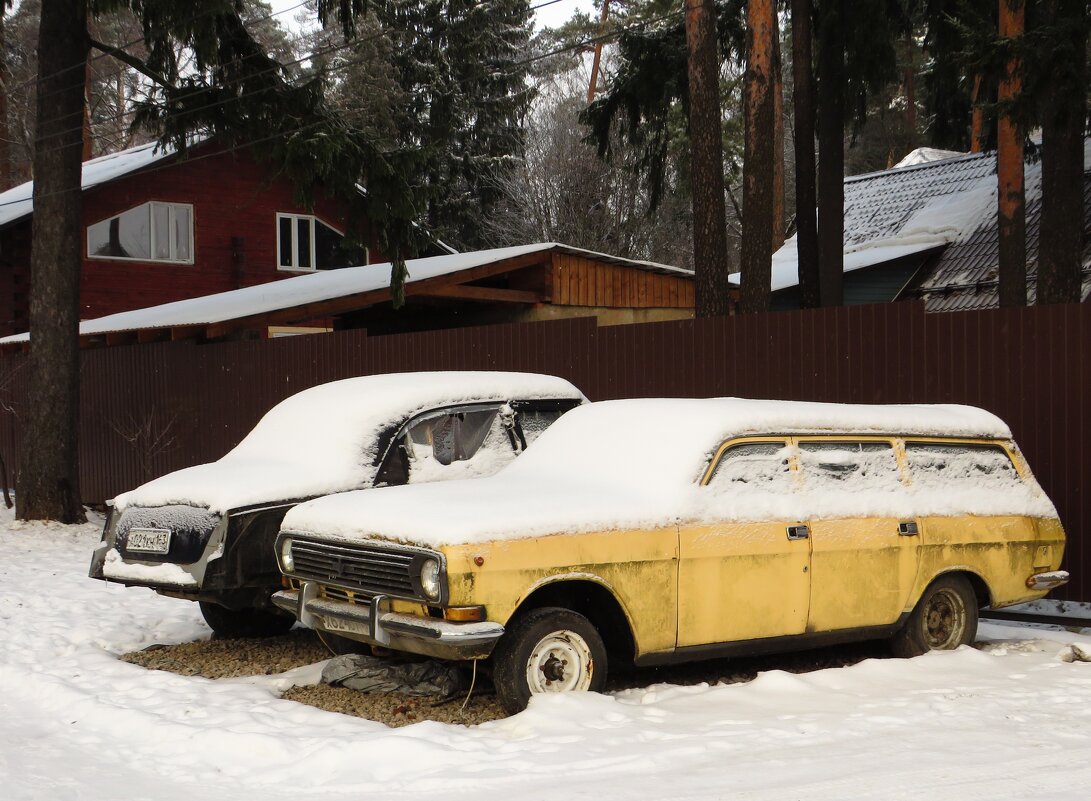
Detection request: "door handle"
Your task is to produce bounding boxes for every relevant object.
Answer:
[786,525,810,541]
[897,521,919,536]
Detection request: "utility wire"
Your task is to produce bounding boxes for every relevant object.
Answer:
[23,0,591,135]
[0,1,691,212]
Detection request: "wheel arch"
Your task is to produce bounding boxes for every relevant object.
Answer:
[509,575,638,666]
[927,567,993,610]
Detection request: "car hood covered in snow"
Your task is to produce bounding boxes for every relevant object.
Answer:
[281,397,1049,548]
[114,371,585,514]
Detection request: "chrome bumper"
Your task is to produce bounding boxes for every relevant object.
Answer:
[273,584,504,660]
[1026,571,1070,591]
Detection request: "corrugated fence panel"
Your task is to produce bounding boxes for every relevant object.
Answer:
[0,302,1088,600]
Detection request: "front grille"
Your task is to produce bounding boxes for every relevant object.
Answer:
[289,537,422,601]
[321,585,368,604]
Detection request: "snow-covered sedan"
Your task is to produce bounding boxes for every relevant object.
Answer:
[273,398,1069,712]
[89,372,585,637]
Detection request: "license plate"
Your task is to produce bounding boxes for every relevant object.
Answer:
[127,527,171,554]
[320,615,369,637]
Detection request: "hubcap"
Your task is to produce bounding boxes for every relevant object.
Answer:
[525,630,594,694]
[923,587,966,650]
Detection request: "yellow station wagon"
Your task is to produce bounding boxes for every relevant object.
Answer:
[273,398,1068,712]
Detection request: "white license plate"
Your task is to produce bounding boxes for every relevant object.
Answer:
[320,615,370,637]
[127,527,171,554]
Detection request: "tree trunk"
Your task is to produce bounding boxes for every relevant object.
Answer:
[15,0,88,523]
[1037,0,1086,305]
[792,0,819,309]
[816,0,844,307]
[996,0,1026,308]
[684,0,731,317]
[771,14,785,252]
[904,36,916,137]
[739,0,776,313]
[0,12,10,191]
[970,74,985,153]
[586,0,610,104]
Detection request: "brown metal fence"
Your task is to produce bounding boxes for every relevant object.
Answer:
[0,300,1087,600]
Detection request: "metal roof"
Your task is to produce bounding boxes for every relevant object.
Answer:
[912,168,1091,312]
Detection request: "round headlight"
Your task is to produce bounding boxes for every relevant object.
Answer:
[420,558,441,600]
[280,538,294,572]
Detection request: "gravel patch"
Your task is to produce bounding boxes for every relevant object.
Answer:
[122,629,331,678]
[281,684,506,727]
[122,632,894,727]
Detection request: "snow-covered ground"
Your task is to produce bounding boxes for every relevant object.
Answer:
[3,507,1090,801]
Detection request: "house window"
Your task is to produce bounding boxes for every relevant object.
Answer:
[276,213,367,272]
[87,202,193,263]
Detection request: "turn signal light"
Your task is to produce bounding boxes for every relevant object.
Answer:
[444,605,486,622]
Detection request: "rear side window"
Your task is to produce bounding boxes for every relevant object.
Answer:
[706,441,793,492]
[905,443,1022,492]
[798,441,901,492]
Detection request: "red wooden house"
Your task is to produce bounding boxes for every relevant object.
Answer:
[0,139,402,337]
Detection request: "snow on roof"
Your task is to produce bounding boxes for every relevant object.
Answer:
[734,151,999,293]
[115,371,585,513]
[893,147,967,168]
[0,141,179,230]
[282,397,1030,546]
[915,137,1091,312]
[0,243,690,344]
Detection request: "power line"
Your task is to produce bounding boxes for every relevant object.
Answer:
[0,1,691,212]
[21,0,579,130]
[5,1,312,98]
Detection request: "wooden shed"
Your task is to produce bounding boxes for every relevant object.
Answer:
[1,243,702,350]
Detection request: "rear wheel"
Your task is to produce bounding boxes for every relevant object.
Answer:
[491,607,607,714]
[199,600,295,639]
[891,574,978,658]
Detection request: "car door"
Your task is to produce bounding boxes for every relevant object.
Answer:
[676,439,811,647]
[798,438,921,633]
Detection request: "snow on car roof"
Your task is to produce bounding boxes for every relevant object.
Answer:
[282,397,1028,547]
[114,371,584,513]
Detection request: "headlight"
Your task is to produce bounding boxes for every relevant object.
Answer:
[420,557,441,600]
[279,538,294,572]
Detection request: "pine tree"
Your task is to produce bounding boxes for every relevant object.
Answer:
[369,0,533,251]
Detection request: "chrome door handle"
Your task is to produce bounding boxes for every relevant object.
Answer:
[897,521,919,536]
[786,525,810,541]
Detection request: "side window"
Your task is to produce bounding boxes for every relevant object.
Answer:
[404,407,518,483]
[797,441,900,491]
[87,202,193,263]
[905,443,1022,492]
[706,441,793,492]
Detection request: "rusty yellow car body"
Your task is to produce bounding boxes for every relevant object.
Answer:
[274,399,1067,711]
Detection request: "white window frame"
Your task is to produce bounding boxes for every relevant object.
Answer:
[276,213,367,272]
[86,201,194,265]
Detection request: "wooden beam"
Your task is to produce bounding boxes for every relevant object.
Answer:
[418,285,544,304]
[201,252,555,339]
[105,331,137,347]
[170,325,203,342]
[137,328,170,344]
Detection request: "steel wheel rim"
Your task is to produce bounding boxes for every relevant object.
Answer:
[525,630,594,694]
[923,587,967,649]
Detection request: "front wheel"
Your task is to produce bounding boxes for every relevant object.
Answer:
[199,600,295,639]
[491,607,607,714]
[891,574,979,658]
